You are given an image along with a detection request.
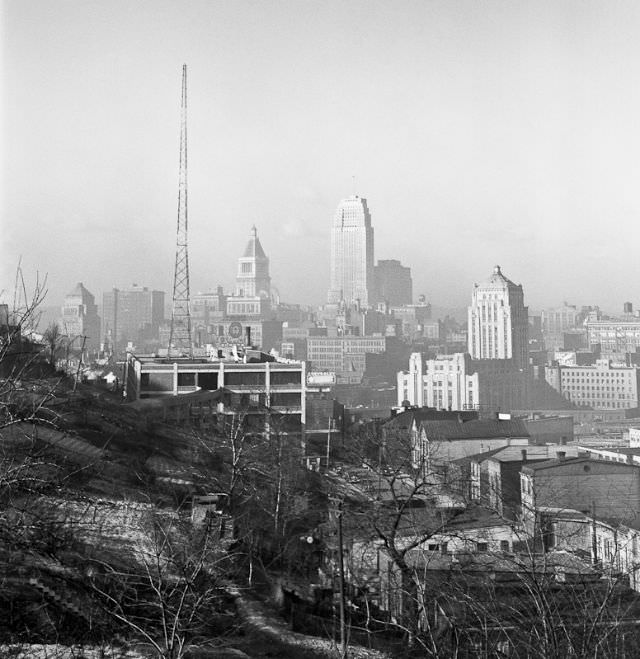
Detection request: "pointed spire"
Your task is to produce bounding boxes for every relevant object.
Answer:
[243,225,267,259]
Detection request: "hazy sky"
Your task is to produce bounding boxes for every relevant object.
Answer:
[3,0,640,312]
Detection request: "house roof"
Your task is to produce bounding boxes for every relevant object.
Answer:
[386,407,478,431]
[582,447,640,456]
[405,549,598,578]
[452,447,506,466]
[522,456,640,473]
[419,418,530,441]
[488,445,579,463]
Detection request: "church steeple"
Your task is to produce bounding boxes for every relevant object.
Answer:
[235,226,271,299]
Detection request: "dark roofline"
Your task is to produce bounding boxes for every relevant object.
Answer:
[523,456,640,473]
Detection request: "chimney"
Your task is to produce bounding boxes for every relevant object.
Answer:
[560,436,567,446]
[521,449,527,464]
[557,451,566,461]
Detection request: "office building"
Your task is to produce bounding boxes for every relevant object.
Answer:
[374,259,412,306]
[398,267,531,414]
[307,334,387,384]
[191,286,227,346]
[327,195,375,308]
[103,285,165,353]
[398,352,479,410]
[398,352,529,413]
[61,283,101,350]
[468,265,528,369]
[545,359,639,410]
[585,317,640,357]
[541,303,580,350]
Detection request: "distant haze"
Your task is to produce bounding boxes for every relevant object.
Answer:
[3,1,640,312]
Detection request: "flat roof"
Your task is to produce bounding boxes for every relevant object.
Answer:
[133,357,303,371]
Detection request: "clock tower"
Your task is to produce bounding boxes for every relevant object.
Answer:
[235,225,271,299]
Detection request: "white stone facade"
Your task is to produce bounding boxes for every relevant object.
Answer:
[397,352,479,410]
[468,265,528,369]
[327,195,375,308]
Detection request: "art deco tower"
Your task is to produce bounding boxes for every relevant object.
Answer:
[328,195,375,307]
[468,265,529,369]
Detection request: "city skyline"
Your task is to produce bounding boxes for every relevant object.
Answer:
[4,1,640,312]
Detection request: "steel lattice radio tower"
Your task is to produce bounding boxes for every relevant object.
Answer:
[169,64,193,357]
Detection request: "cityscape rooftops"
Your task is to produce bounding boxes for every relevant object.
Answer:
[418,418,530,441]
[522,455,640,473]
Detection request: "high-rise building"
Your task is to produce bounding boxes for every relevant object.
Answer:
[103,285,165,353]
[328,195,375,308]
[399,267,531,415]
[227,226,272,318]
[374,259,412,306]
[468,265,529,370]
[235,225,271,299]
[61,283,101,351]
[541,303,580,350]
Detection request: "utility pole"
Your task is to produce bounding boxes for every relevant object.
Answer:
[335,498,348,659]
[73,335,87,392]
[168,64,193,357]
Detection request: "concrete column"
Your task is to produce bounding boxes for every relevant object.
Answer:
[173,362,178,396]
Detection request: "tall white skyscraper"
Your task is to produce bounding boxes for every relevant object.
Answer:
[328,195,375,307]
[468,265,529,369]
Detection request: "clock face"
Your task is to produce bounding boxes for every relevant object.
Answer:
[228,322,243,339]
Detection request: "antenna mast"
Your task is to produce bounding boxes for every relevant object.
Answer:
[169,64,193,357]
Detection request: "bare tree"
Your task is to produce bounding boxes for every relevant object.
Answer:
[87,510,231,659]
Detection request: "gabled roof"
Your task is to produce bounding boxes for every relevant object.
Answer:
[242,225,267,259]
[452,447,507,466]
[420,418,530,441]
[386,407,478,431]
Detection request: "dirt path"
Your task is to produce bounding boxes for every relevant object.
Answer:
[226,585,393,659]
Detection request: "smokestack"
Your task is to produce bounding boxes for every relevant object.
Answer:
[560,436,567,446]
[245,326,252,347]
[521,449,527,464]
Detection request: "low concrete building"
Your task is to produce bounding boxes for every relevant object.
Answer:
[124,351,306,436]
